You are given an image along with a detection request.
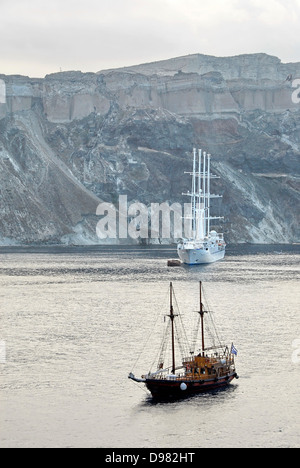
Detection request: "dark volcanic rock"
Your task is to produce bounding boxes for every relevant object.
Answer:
[0,53,299,244]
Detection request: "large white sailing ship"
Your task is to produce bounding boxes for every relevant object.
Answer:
[177,148,226,265]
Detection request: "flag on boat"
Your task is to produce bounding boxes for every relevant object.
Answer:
[231,344,238,356]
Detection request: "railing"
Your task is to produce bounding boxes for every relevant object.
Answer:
[147,352,235,381]
[147,364,235,381]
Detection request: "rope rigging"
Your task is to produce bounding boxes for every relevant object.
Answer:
[131,282,227,378]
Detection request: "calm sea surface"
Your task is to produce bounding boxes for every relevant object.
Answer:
[0,244,299,448]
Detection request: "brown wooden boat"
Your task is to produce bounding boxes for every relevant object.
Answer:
[129,282,239,400]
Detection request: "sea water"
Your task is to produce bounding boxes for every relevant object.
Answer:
[0,244,299,448]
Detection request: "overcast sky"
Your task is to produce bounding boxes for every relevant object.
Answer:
[1,0,300,77]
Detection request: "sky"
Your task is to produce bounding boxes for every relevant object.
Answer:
[1,0,300,78]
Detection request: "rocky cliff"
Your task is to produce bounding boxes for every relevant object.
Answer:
[0,53,299,245]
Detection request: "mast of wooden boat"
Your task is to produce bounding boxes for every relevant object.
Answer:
[200,281,205,356]
[169,282,176,374]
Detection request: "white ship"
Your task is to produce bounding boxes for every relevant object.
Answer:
[177,148,226,265]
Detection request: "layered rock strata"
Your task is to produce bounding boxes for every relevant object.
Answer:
[0,53,299,245]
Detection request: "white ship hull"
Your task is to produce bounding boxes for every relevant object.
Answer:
[178,242,225,265]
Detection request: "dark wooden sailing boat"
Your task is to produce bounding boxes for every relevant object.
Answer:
[129,282,239,399]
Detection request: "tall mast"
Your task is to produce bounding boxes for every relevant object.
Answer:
[197,149,202,240]
[207,154,211,235]
[200,281,205,355]
[192,148,197,237]
[169,282,176,374]
[203,152,207,237]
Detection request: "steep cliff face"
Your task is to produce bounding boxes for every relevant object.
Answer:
[0,53,299,245]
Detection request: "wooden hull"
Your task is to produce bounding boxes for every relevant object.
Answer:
[146,374,236,400]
